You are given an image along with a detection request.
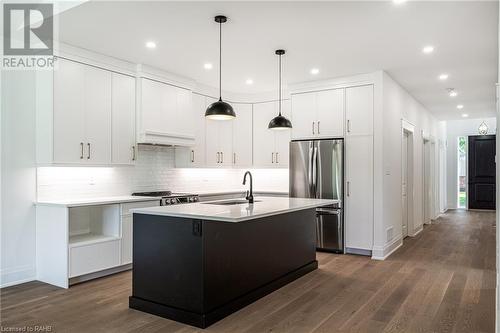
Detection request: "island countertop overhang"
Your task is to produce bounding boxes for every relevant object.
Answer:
[131,196,337,223]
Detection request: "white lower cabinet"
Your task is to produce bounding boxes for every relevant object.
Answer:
[345,135,374,251]
[36,200,159,288]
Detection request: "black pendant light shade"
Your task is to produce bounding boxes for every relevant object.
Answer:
[269,49,292,130]
[205,15,236,120]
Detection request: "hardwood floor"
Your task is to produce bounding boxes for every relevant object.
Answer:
[1,210,495,332]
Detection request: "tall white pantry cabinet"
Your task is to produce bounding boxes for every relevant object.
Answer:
[290,84,374,254]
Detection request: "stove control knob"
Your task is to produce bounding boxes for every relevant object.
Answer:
[170,199,176,204]
[193,197,198,202]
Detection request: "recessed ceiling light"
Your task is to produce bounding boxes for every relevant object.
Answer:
[245,79,254,85]
[204,63,213,70]
[448,89,458,97]
[462,114,469,118]
[145,41,156,49]
[393,0,407,4]
[310,68,319,75]
[422,45,434,54]
[439,74,449,81]
[457,104,464,109]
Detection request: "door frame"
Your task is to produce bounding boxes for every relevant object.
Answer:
[401,119,415,238]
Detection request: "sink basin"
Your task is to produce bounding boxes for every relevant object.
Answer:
[203,199,261,206]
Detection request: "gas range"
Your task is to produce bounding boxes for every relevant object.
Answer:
[132,191,199,206]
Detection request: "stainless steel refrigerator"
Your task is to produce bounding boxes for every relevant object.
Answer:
[289,139,344,253]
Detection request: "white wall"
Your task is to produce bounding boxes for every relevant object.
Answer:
[37,145,289,201]
[445,118,496,209]
[1,71,38,287]
[379,72,440,258]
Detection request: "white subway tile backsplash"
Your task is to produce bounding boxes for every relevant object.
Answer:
[37,146,288,201]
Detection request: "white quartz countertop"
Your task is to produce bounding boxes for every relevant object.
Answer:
[35,196,161,207]
[131,196,335,223]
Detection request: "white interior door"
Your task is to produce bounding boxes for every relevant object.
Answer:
[316,88,344,138]
[232,103,253,167]
[53,58,85,163]
[291,92,316,139]
[84,66,112,164]
[402,132,409,238]
[423,140,431,223]
[112,73,136,164]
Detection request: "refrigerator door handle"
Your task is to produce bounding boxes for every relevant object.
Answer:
[312,144,318,197]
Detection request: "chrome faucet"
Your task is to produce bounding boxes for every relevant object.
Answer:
[242,171,254,203]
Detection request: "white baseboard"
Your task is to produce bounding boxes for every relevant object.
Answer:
[0,265,36,288]
[410,225,423,237]
[371,236,403,260]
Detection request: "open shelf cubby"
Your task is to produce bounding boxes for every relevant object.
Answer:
[68,204,120,248]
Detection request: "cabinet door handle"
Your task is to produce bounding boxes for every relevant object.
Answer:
[312,121,315,135]
[217,152,220,163]
[318,121,320,134]
[276,152,279,164]
[271,152,275,163]
[191,150,195,163]
[221,152,224,163]
[87,143,91,160]
[347,120,351,133]
[233,152,236,164]
[347,181,350,197]
[132,146,136,161]
[80,142,84,159]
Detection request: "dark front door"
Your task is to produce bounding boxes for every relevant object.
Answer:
[468,135,496,210]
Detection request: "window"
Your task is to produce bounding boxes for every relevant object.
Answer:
[457,136,467,208]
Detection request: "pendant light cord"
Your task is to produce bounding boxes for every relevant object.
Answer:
[278,53,282,116]
[219,20,222,101]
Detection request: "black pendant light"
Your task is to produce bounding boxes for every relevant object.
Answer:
[268,49,292,130]
[205,15,236,120]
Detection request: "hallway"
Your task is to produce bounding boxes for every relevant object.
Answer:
[0,210,496,333]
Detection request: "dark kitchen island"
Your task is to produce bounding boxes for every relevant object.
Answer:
[129,196,334,328]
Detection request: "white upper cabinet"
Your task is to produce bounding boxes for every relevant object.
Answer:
[111,73,136,164]
[138,78,194,146]
[291,88,344,140]
[53,58,86,164]
[253,101,290,168]
[345,85,373,136]
[232,103,253,167]
[316,89,344,137]
[53,58,112,164]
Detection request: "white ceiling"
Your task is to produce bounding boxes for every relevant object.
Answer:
[56,1,498,120]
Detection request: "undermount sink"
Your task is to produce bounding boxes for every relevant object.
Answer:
[203,199,261,206]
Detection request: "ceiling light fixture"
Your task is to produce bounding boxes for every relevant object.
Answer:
[310,68,319,75]
[448,88,458,97]
[269,49,292,130]
[457,104,464,109]
[145,41,157,49]
[204,63,213,70]
[462,114,469,118]
[439,74,449,80]
[246,79,254,85]
[422,45,434,54]
[205,15,236,121]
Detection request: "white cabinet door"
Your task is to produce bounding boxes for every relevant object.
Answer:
[84,66,112,164]
[274,100,291,167]
[140,78,162,134]
[253,102,277,167]
[317,88,344,138]
[53,58,85,163]
[218,120,233,166]
[191,93,206,166]
[112,73,136,164]
[175,87,194,138]
[205,119,220,166]
[232,103,253,167]
[345,135,373,250]
[291,92,316,140]
[121,215,133,265]
[160,83,178,135]
[345,85,373,136]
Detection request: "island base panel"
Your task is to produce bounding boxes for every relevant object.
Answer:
[129,260,318,328]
